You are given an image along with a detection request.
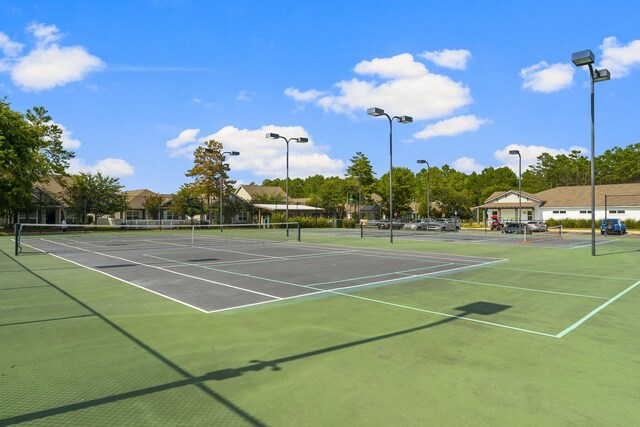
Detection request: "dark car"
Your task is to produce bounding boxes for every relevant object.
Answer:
[377,221,404,230]
[501,223,530,234]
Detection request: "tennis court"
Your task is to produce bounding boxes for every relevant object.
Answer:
[15,224,503,312]
[3,225,639,425]
[310,226,620,248]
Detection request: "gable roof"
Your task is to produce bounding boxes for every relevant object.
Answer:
[237,185,286,200]
[535,183,640,207]
[124,189,172,210]
[485,189,543,204]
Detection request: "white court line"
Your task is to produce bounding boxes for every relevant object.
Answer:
[555,280,640,338]
[37,238,282,300]
[140,238,278,259]
[486,265,637,282]
[17,240,210,313]
[308,263,457,287]
[152,249,360,269]
[402,275,610,300]
[570,238,620,249]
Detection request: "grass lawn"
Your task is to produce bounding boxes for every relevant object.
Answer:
[1,231,639,426]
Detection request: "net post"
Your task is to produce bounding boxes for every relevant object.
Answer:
[14,223,20,256]
[191,225,195,247]
[297,222,301,242]
[360,221,364,238]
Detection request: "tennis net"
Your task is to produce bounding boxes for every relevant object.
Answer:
[15,222,301,255]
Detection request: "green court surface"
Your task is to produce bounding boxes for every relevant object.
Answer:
[1,232,639,425]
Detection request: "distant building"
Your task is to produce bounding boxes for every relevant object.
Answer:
[475,183,640,221]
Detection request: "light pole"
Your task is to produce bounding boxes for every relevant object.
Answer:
[572,49,610,256]
[367,107,413,243]
[509,149,524,241]
[417,160,430,222]
[205,149,239,231]
[266,133,308,236]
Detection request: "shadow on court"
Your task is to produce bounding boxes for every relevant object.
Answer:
[0,250,266,427]
[205,301,511,381]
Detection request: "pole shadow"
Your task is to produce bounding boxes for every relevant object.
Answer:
[0,250,265,427]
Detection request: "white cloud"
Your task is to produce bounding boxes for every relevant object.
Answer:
[419,49,471,70]
[236,90,254,101]
[520,61,574,93]
[353,53,428,79]
[0,23,104,91]
[453,157,485,173]
[0,32,24,57]
[599,36,640,78]
[285,53,472,121]
[11,45,104,91]
[166,125,345,178]
[68,158,134,177]
[413,115,489,140]
[494,144,588,172]
[283,87,326,102]
[27,23,62,47]
[54,122,81,149]
[166,128,200,150]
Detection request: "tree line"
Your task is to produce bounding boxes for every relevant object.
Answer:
[2,99,639,224]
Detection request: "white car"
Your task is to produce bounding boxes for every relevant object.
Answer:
[428,218,460,231]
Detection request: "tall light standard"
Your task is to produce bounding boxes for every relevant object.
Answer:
[417,160,430,221]
[205,149,239,230]
[265,133,308,236]
[572,49,610,256]
[509,149,524,241]
[367,107,413,243]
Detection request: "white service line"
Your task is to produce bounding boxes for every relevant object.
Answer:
[555,280,640,338]
[38,238,282,300]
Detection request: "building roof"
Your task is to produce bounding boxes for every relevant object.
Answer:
[237,185,286,201]
[478,183,640,210]
[485,190,543,204]
[535,183,640,207]
[124,189,172,210]
[252,204,324,212]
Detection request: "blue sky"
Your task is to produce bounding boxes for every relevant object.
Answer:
[1,0,639,194]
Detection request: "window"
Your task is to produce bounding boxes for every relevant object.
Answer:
[527,211,533,220]
[238,211,249,222]
[492,211,498,217]
[163,210,176,220]
[580,210,592,214]
[617,210,625,214]
[126,210,142,220]
[553,210,566,214]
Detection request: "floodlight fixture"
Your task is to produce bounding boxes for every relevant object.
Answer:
[571,48,611,256]
[417,159,431,221]
[265,133,308,236]
[593,69,611,83]
[367,107,385,117]
[366,107,414,243]
[509,149,520,155]
[571,50,595,66]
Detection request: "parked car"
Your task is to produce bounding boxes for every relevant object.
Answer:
[378,221,404,230]
[526,221,547,232]
[428,218,460,231]
[501,222,530,234]
[403,219,421,230]
[601,218,627,235]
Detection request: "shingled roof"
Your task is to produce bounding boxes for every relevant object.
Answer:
[535,183,640,207]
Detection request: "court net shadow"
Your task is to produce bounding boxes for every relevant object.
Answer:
[205,302,511,381]
[0,250,265,427]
